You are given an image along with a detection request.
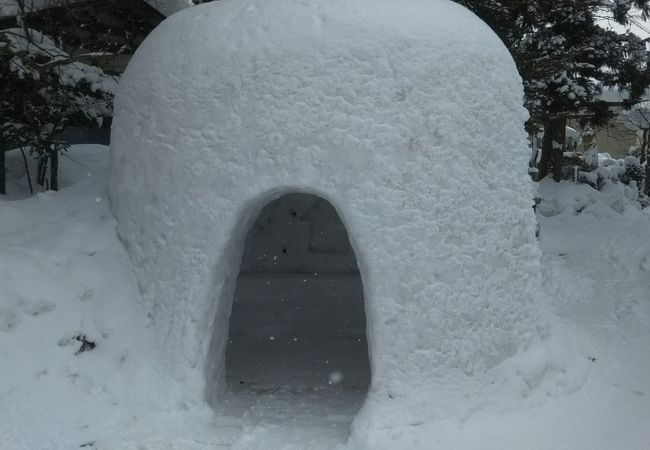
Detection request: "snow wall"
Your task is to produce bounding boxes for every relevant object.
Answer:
[109,0,547,438]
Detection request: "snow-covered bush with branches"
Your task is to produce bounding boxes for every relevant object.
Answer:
[574,152,647,207]
[0,26,116,192]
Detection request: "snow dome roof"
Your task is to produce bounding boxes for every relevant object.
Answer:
[109,0,547,438]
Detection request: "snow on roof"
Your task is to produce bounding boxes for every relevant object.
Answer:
[109,0,563,437]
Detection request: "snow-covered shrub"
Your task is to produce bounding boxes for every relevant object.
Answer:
[534,150,647,210]
[620,156,645,188]
[597,155,646,201]
[569,153,647,207]
[536,177,644,218]
[0,27,116,192]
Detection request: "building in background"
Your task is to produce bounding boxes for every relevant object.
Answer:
[566,87,650,159]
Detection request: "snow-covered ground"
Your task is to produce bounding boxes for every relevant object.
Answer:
[1,145,649,449]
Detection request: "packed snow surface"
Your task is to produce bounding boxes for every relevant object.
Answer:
[1,145,650,449]
[110,0,548,436]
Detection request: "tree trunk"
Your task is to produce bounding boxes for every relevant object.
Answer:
[0,149,5,195]
[37,153,48,186]
[49,147,58,191]
[20,148,34,195]
[538,118,567,182]
[639,128,650,196]
[640,129,648,165]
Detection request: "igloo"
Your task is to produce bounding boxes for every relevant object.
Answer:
[109,0,545,438]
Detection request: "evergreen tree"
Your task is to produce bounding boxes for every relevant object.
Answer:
[457,0,650,181]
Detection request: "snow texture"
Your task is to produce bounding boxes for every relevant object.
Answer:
[109,0,548,437]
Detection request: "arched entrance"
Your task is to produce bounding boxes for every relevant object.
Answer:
[225,193,371,402]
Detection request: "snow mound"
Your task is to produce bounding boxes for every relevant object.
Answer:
[109,0,559,439]
[536,178,644,219]
[0,146,189,449]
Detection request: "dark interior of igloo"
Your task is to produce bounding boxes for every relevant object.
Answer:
[225,194,371,398]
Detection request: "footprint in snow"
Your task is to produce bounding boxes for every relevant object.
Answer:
[21,300,57,317]
[0,298,56,331]
[0,308,21,332]
[79,288,94,302]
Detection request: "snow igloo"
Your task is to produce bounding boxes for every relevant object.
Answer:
[109,0,544,435]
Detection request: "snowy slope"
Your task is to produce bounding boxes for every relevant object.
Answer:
[1,146,650,449]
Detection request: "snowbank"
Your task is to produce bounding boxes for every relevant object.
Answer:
[0,146,200,449]
[536,178,644,219]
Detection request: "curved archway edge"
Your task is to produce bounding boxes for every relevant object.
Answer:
[204,187,376,408]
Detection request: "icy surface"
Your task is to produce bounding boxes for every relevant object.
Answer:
[1,145,650,448]
[109,0,548,435]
